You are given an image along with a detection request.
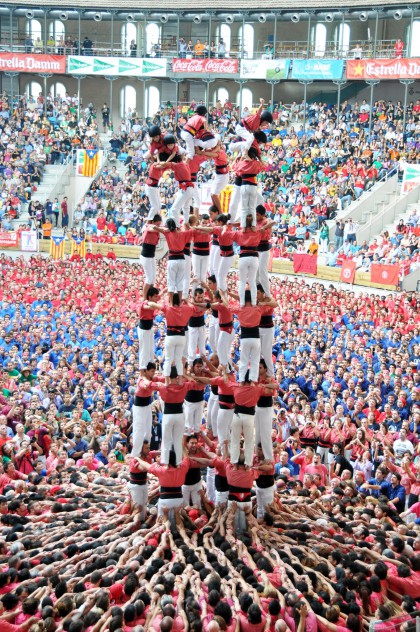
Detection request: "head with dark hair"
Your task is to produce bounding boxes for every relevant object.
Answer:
[254,130,267,144]
[166,218,177,232]
[146,287,160,299]
[217,213,230,225]
[260,110,273,125]
[244,289,252,304]
[168,450,177,468]
[195,105,208,116]
[248,147,259,160]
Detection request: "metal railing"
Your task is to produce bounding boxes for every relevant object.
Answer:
[0,36,405,61]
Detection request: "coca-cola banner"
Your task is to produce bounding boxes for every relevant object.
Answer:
[172,58,239,74]
[0,53,66,74]
[347,58,420,80]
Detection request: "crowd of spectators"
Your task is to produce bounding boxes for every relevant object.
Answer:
[0,92,104,233]
[0,253,419,630]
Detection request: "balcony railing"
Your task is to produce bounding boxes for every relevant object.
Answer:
[0,36,406,61]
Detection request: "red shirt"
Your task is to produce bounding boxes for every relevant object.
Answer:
[184,114,206,134]
[231,383,267,408]
[234,230,261,251]
[142,225,160,246]
[226,461,256,488]
[155,380,196,403]
[149,458,190,487]
[233,304,263,329]
[242,112,261,132]
[162,304,194,330]
[135,375,165,398]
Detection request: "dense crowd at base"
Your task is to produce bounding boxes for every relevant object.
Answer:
[0,250,419,631]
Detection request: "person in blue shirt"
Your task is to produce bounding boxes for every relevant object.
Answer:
[95,441,110,465]
[381,472,406,513]
[361,468,389,499]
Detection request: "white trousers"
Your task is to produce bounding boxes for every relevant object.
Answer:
[257,249,271,296]
[228,499,252,532]
[145,184,161,218]
[217,255,233,292]
[211,172,229,196]
[140,255,156,286]
[167,259,185,293]
[188,325,206,363]
[180,129,195,160]
[240,184,257,227]
[170,188,193,226]
[260,327,274,377]
[132,403,153,454]
[183,254,191,298]
[184,400,203,434]
[230,184,241,221]
[192,254,209,288]
[209,244,221,276]
[138,327,154,370]
[208,315,219,353]
[255,405,273,460]
[256,484,275,519]
[196,134,219,151]
[231,412,255,466]
[182,480,202,507]
[217,329,234,368]
[316,446,330,464]
[239,337,261,382]
[164,334,185,376]
[162,412,184,465]
[128,482,148,509]
[206,467,216,503]
[215,407,234,445]
[191,182,201,209]
[207,391,219,432]
[215,490,229,506]
[238,256,259,305]
[158,497,183,516]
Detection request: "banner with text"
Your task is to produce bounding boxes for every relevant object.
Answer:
[347,58,420,80]
[0,53,66,74]
[0,232,18,247]
[240,59,290,80]
[291,59,344,81]
[67,56,167,77]
[172,58,238,74]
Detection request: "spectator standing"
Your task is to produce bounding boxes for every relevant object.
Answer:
[61,197,69,229]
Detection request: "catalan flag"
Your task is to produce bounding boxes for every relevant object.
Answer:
[219,185,233,214]
[77,149,100,177]
[50,235,65,259]
[71,236,86,258]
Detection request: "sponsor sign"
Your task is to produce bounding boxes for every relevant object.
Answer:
[20,231,38,252]
[291,59,344,81]
[0,53,66,74]
[240,59,290,80]
[347,58,420,80]
[402,163,420,194]
[0,232,18,247]
[67,56,167,77]
[172,58,238,74]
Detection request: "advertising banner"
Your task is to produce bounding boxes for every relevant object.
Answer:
[402,163,420,194]
[67,56,167,77]
[291,59,344,81]
[340,260,356,284]
[0,232,18,247]
[172,58,238,74]
[0,53,66,74]
[347,58,420,80]
[20,231,38,252]
[240,59,290,80]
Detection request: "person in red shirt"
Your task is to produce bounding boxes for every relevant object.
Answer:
[253,444,276,519]
[225,449,257,531]
[138,286,163,373]
[152,219,195,302]
[233,219,262,306]
[154,369,196,465]
[212,214,235,294]
[235,97,273,145]
[180,105,210,160]
[210,291,234,371]
[233,148,266,228]
[129,441,153,520]
[231,289,264,382]
[257,285,277,378]
[137,448,190,516]
[140,215,162,294]
[394,38,404,58]
[161,294,194,378]
[255,359,278,461]
[256,205,274,298]
[133,361,165,454]
[231,372,277,466]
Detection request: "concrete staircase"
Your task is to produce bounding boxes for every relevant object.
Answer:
[32,164,70,207]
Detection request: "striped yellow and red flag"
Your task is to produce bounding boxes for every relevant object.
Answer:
[219,185,233,214]
[71,236,86,258]
[77,149,100,177]
[49,235,65,259]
